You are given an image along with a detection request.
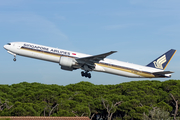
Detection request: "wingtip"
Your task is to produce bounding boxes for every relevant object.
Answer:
[111,51,117,53]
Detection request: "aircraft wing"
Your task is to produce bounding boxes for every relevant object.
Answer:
[76,51,117,67]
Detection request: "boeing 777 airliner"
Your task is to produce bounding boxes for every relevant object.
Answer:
[4,42,176,78]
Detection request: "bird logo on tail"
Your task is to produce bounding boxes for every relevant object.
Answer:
[153,55,167,69]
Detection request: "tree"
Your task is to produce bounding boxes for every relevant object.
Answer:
[0,80,180,118]
[101,98,122,120]
[0,99,13,111]
[170,93,179,120]
[143,107,171,120]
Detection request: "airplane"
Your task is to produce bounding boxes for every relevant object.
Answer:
[4,42,176,78]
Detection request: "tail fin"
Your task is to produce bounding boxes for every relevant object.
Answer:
[147,49,176,70]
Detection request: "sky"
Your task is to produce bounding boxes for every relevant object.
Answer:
[0,0,180,86]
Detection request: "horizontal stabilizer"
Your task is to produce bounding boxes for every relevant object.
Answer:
[153,71,174,75]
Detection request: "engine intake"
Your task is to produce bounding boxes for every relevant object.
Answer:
[59,56,76,71]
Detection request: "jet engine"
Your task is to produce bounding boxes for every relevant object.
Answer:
[59,56,76,71]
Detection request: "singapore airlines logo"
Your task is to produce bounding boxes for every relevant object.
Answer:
[153,55,167,69]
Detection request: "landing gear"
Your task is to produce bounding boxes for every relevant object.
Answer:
[81,71,91,78]
[13,58,16,61]
[13,55,16,61]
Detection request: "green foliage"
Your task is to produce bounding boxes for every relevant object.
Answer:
[143,107,171,120]
[0,80,180,120]
[0,118,11,120]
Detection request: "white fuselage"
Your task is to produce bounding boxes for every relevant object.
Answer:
[4,42,167,78]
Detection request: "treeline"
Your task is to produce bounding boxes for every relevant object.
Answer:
[0,80,180,120]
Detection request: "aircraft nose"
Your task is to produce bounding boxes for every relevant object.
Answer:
[3,45,8,50]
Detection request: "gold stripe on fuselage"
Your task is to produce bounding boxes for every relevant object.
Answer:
[97,63,155,78]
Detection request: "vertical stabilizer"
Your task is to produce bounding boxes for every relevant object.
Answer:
[147,49,176,70]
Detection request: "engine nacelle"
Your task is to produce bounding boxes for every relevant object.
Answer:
[59,56,76,71]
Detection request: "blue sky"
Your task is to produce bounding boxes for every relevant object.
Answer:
[0,0,180,85]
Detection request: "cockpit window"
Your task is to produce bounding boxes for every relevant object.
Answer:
[7,43,11,45]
